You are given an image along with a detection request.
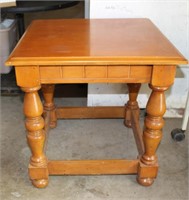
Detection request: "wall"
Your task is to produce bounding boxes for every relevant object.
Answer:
[87,0,189,117]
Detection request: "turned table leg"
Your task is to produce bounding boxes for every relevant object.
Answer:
[137,84,168,186]
[124,83,141,127]
[22,86,49,188]
[41,84,57,128]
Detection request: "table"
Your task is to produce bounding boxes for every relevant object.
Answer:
[1,1,79,37]
[6,19,188,188]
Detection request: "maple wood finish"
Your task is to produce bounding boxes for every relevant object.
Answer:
[41,84,57,128]
[124,83,141,128]
[6,19,187,188]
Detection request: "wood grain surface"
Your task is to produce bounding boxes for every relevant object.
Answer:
[6,19,187,66]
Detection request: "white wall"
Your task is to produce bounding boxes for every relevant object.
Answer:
[87,0,189,117]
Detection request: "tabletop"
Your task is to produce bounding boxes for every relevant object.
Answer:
[6,18,188,66]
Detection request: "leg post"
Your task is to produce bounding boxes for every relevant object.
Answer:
[22,86,49,188]
[137,84,168,186]
[41,84,57,128]
[124,83,141,127]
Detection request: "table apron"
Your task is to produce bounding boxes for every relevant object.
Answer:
[15,65,176,87]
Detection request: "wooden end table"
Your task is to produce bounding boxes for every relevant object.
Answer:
[6,19,188,188]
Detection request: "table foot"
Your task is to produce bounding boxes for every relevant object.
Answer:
[32,179,48,188]
[137,177,154,186]
[124,83,141,128]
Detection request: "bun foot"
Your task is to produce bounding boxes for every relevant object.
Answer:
[32,179,48,188]
[137,177,154,186]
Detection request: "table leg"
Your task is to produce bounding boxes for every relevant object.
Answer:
[22,86,49,188]
[41,84,57,128]
[137,84,168,186]
[124,83,141,127]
